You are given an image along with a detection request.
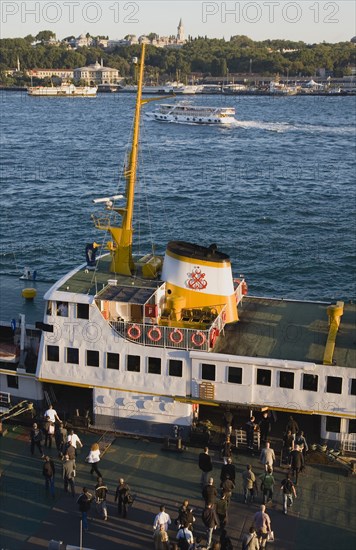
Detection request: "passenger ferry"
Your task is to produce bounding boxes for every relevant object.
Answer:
[27,84,98,97]
[1,45,355,451]
[152,102,237,125]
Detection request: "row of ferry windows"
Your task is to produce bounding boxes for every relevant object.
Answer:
[202,363,355,395]
[46,346,356,396]
[47,346,183,376]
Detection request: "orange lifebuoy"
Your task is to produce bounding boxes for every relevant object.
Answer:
[191,331,206,347]
[127,324,141,340]
[242,281,248,295]
[169,329,184,345]
[209,328,219,348]
[147,326,162,342]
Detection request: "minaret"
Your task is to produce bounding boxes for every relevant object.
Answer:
[177,19,184,42]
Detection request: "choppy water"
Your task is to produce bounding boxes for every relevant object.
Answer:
[0,92,355,302]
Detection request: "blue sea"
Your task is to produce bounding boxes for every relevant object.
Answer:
[0,91,355,303]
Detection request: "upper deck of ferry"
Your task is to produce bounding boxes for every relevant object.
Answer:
[1,258,355,370]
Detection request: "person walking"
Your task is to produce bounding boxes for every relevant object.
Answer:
[201,503,218,550]
[215,493,228,529]
[220,436,233,465]
[86,443,102,477]
[77,487,93,531]
[55,421,67,458]
[245,416,257,453]
[202,477,217,506]
[253,504,271,549]
[242,464,256,504]
[95,477,108,520]
[223,409,234,435]
[259,442,276,472]
[42,455,55,498]
[115,477,131,518]
[282,430,294,464]
[153,505,172,532]
[44,418,55,449]
[259,466,275,504]
[199,447,213,487]
[290,445,303,485]
[67,429,83,456]
[259,412,271,445]
[294,430,308,468]
[153,524,170,549]
[176,522,194,549]
[286,416,299,439]
[62,453,76,497]
[30,423,44,457]
[280,473,297,514]
[176,500,195,530]
[220,457,236,484]
[220,474,235,504]
[44,404,61,424]
[241,526,260,550]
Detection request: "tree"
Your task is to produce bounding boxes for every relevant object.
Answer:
[35,31,56,43]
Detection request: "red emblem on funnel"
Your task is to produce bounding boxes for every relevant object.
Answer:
[187,266,208,290]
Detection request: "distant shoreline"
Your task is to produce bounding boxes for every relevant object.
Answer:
[1,86,355,96]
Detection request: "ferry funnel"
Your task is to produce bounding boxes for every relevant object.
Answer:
[161,241,238,323]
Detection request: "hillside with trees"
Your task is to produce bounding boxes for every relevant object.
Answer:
[0,32,354,86]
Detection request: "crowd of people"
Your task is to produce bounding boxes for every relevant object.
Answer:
[29,405,309,549]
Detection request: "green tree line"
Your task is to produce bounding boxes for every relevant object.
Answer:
[0,33,354,85]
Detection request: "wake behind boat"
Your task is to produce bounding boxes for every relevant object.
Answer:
[151,101,237,125]
[27,83,97,97]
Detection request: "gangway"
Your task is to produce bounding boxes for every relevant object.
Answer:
[97,430,116,457]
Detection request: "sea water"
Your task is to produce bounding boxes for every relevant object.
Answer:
[0,91,355,302]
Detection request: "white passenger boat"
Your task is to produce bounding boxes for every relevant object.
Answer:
[27,84,98,97]
[2,45,355,449]
[152,102,237,125]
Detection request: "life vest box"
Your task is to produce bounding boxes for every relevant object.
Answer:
[145,304,158,318]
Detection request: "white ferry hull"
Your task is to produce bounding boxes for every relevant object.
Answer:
[153,113,236,125]
[28,85,98,97]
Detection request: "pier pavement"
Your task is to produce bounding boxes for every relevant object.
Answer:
[0,427,355,550]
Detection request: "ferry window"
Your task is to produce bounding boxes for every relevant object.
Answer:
[348,419,356,434]
[169,359,183,377]
[57,302,68,317]
[47,345,59,362]
[66,347,79,364]
[107,353,120,370]
[351,379,356,395]
[257,369,271,386]
[302,374,318,392]
[127,355,140,372]
[46,301,52,315]
[86,350,99,367]
[228,366,242,384]
[7,375,18,389]
[202,363,216,381]
[325,416,341,433]
[77,303,89,320]
[279,371,294,389]
[326,376,342,394]
[148,357,161,375]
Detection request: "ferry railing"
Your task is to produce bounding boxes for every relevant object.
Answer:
[110,320,211,351]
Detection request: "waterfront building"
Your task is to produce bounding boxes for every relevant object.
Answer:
[73,60,119,85]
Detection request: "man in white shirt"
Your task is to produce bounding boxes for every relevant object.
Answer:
[44,404,60,423]
[260,442,276,472]
[153,504,171,531]
[67,429,83,451]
